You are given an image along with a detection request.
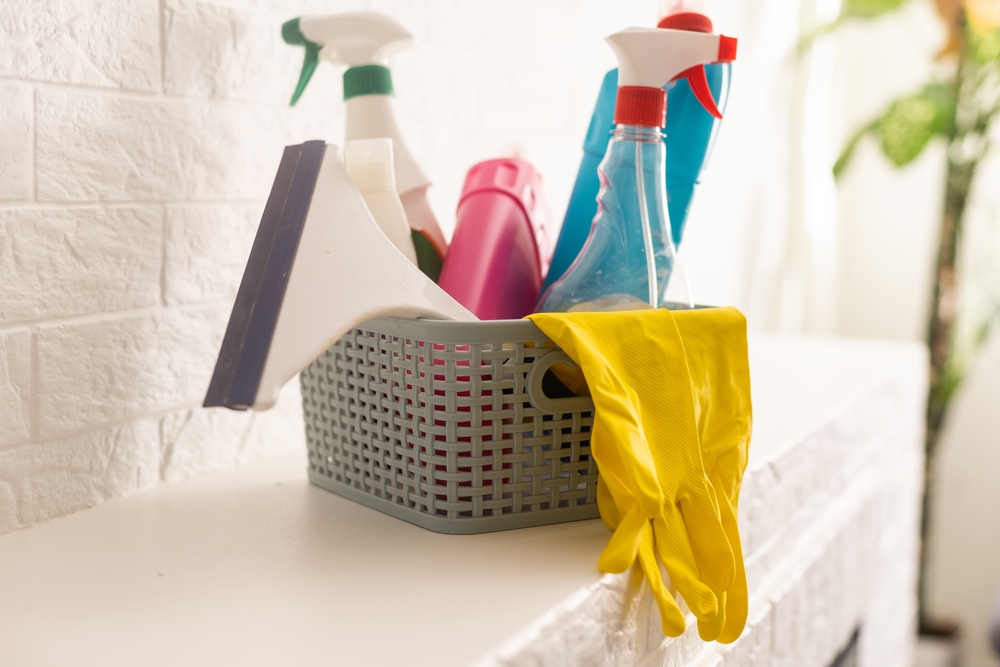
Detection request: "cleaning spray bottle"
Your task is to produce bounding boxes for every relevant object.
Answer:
[345,138,418,265]
[541,8,732,294]
[282,11,448,281]
[536,27,737,313]
[437,158,552,320]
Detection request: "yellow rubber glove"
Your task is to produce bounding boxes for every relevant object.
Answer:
[528,309,739,638]
[671,308,753,643]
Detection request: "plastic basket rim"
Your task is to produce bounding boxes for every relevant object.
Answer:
[366,301,709,344]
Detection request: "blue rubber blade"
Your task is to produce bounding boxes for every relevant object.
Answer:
[203,140,326,410]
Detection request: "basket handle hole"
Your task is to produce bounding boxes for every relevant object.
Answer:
[542,364,590,399]
[526,350,595,415]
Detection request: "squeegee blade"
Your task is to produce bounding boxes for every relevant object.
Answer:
[203,140,326,409]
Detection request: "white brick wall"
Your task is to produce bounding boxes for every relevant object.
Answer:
[0,83,32,200]
[0,207,162,322]
[0,0,355,532]
[0,0,662,533]
[35,306,224,434]
[0,329,31,445]
[163,204,259,305]
[0,0,161,92]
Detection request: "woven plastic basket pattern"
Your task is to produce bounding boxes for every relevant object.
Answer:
[300,318,600,534]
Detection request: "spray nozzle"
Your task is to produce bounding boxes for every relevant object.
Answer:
[283,12,413,106]
[606,26,737,126]
[283,18,321,106]
[656,13,735,119]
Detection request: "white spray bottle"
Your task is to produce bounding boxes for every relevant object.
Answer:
[345,138,418,266]
[283,11,448,281]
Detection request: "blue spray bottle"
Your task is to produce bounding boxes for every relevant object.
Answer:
[536,26,736,313]
[541,11,732,293]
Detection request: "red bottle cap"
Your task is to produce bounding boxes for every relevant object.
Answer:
[613,86,667,127]
[657,12,713,33]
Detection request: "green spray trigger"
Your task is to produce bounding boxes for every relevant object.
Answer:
[282,18,321,106]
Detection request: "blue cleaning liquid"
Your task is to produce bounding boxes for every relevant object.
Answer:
[536,125,677,313]
[542,64,730,293]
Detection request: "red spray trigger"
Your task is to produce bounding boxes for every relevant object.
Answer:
[674,65,722,119]
[655,13,736,119]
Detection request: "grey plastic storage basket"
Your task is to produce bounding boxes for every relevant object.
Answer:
[300,316,599,534]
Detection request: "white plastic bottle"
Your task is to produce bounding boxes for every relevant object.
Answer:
[283,11,448,280]
[345,138,418,265]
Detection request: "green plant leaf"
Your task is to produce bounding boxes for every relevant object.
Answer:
[841,0,911,19]
[799,0,913,54]
[972,27,1000,64]
[833,123,874,179]
[834,83,955,177]
[876,84,955,167]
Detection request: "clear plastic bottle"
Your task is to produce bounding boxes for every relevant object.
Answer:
[537,124,683,312]
[541,12,732,298]
[536,26,735,313]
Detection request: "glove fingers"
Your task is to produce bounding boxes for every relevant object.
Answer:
[653,505,719,622]
[716,497,748,644]
[718,574,747,644]
[598,505,648,573]
[679,482,736,592]
[697,590,727,642]
[636,522,687,637]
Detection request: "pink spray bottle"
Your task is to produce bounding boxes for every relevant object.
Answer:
[438,158,552,320]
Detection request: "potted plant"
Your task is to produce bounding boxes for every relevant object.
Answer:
[817,0,1000,633]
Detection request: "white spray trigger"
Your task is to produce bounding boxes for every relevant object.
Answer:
[606,27,735,90]
[300,11,414,66]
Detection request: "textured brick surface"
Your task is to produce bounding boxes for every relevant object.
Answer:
[0,83,32,200]
[164,203,259,305]
[0,419,160,533]
[159,381,303,482]
[0,207,162,324]
[37,306,226,436]
[35,88,328,203]
[1,0,347,534]
[159,405,253,483]
[0,0,159,91]
[162,0,343,108]
[0,329,32,448]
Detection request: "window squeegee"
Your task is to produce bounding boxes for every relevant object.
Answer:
[203,140,476,412]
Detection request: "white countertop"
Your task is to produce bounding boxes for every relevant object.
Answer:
[0,334,923,666]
